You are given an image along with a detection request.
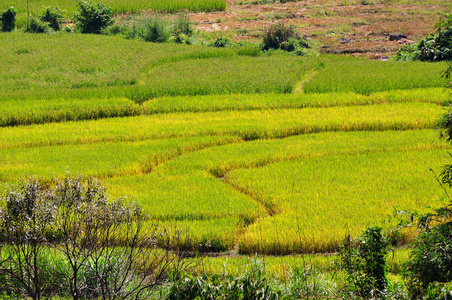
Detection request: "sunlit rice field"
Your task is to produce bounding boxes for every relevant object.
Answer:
[1,32,450,255]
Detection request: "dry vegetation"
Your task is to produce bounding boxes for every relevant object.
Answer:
[188,0,450,58]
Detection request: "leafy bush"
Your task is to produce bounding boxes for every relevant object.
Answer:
[173,13,193,36]
[136,17,171,43]
[40,7,64,31]
[167,259,282,299]
[424,282,452,300]
[0,7,17,32]
[210,37,233,47]
[262,22,310,54]
[74,1,114,34]
[396,15,452,61]
[27,18,52,33]
[339,227,388,298]
[405,221,452,298]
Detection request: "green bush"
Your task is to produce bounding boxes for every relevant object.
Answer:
[210,37,233,47]
[173,13,193,36]
[27,18,52,33]
[73,1,114,34]
[340,227,388,298]
[262,22,310,54]
[40,7,64,31]
[137,17,171,43]
[0,7,17,32]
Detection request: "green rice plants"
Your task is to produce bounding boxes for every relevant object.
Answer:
[0,7,16,32]
[304,56,448,94]
[0,97,142,127]
[74,1,114,34]
[233,146,449,254]
[167,257,282,299]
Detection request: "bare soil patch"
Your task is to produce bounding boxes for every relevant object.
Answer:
[189,0,449,58]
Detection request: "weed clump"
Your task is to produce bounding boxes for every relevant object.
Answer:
[26,18,52,33]
[262,21,310,55]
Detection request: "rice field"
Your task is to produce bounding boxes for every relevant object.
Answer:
[1,32,451,255]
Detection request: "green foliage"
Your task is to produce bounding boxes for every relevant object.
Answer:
[40,7,64,31]
[262,21,310,53]
[210,37,233,47]
[167,259,281,299]
[173,13,194,36]
[0,7,16,32]
[136,17,171,43]
[396,15,452,61]
[74,1,114,34]
[340,227,388,298]
[406,221,452,298]
[424,282,452,300]
[26,18,52,34]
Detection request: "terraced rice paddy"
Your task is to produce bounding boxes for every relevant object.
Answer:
[1,32,450,255]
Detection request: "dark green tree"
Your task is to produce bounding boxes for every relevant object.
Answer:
[0,7,17,32]
[73,1,114,34]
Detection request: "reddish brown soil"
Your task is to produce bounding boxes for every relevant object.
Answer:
[189,0,450,59]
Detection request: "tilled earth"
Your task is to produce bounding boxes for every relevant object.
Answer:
[189,0,450,59]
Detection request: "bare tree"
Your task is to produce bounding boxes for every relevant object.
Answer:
[0,179,56,300]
